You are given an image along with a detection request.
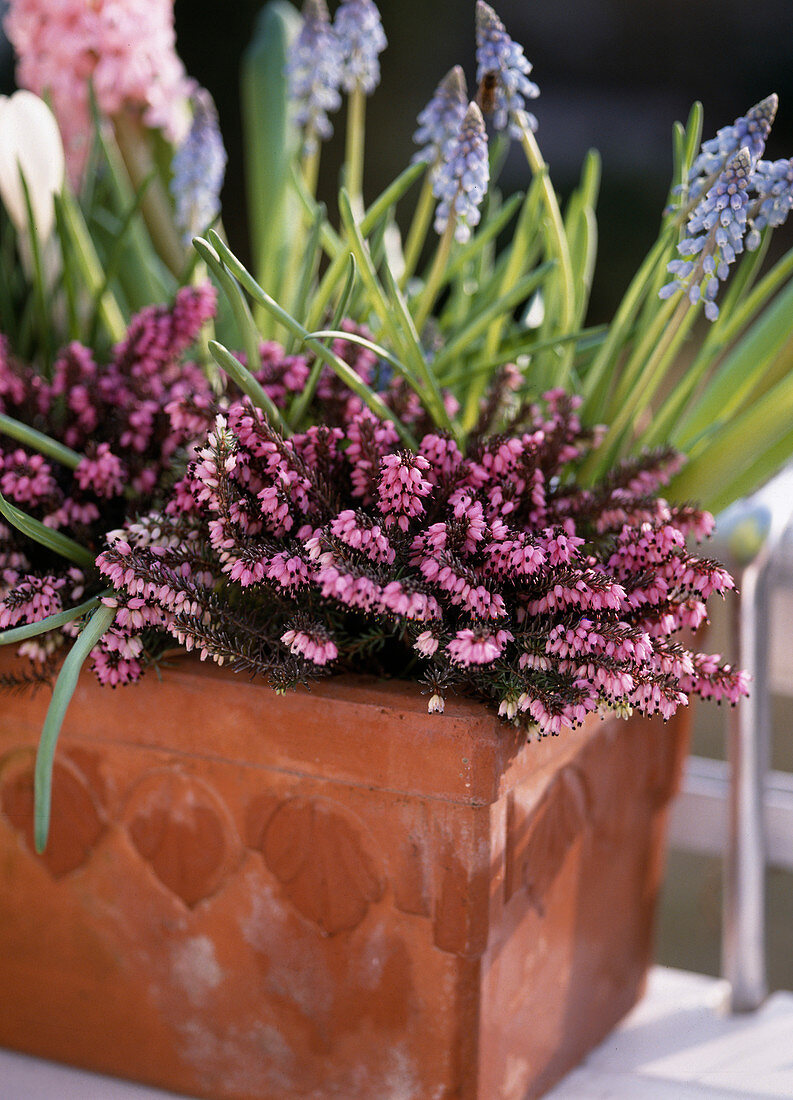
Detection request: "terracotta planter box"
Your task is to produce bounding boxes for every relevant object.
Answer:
[0,653,688,1099]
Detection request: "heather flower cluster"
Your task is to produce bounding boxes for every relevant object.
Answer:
[93,383,747,735]
[3,0,194,184]
[0,286,217,669]
[663,95,793,320]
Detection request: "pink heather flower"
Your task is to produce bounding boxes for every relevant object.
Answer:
[75,443,127,499]
[227,555,268,587]
[345,410,400,501]
[414,630,440,657]
[316,562,382,612]
[0,336,25,410]
[519,652,551,671]
[100,629,144,660]
[498,695,520,720]
[541,528,585,566]
[330,509,395,564]
[419,433,464,481]
[679,652,751,706]
[0,449,57,505]
[76,361,745,731]
[447,627,513,666]
[0,574,65,628]
[112,597,158,632]
[267,552,312,589]
[377,452,432,530]
[380,580,441,621]
[448,489,488,553]
[40,499,98,532]
[5,0,195,185]
[427,693,445,714]
[91,648,143,688]
[281,626,339,666]
[483,534,546,579]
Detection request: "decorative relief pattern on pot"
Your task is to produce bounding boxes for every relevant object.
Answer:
[0,747,105,878]
[245,795,385,935]
[122,769,241,908]
[505,764,590,912]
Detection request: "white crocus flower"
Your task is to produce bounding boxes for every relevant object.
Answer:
[0,90,65,241]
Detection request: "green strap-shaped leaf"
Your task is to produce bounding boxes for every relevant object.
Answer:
[0,490,95,568]
[207,340,290,431]
[193,236,291,435]
[34,603,117,851]
[201,233,417,447]
[241,1,301,304]
[54,188,126,344]
[18,166,53,376]
[304,329,411,380]
[432,263,553,379]
[667,371,793,511]
[0,594,104,647]
[670,258,793,450]
[303,161,424,332]
[0,412,82,469]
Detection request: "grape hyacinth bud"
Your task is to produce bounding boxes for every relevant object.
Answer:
[749,157,793,237]
[334,0,387,95]
[170,89,227,246]
[412,66,468,168]
[433,101,489,244]
[475,1,539,135]
[660,147,753,321]
[286,0,342,154]
[687,94,777,203]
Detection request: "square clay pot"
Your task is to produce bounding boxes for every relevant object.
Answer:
[0,654,688,1099]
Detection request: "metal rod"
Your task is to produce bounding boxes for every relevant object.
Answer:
[722,556,769,1012]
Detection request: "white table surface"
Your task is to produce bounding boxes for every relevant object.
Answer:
[2,967,793,1099]
[547,966,793,1099]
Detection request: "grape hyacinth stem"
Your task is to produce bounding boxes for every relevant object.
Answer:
[461,111,576,430]
[345,85,367,218]
[400,172,436,289]
[412,213,455,334]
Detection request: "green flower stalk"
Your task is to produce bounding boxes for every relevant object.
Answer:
[286,0,342,192]
[334,0,387,212]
